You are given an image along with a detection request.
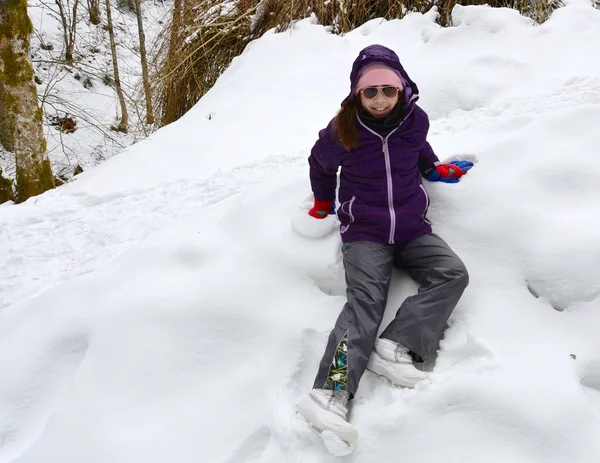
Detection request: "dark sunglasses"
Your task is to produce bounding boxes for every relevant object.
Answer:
[360,86,400,99]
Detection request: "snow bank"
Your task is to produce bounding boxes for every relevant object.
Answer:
[2,3,600,463]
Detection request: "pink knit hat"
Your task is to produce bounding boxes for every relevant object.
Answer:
[355,63,405,95]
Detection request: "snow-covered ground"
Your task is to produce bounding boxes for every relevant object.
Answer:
[2,1,600,462]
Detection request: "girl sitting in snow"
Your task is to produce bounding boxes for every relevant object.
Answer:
[298,44,472,448]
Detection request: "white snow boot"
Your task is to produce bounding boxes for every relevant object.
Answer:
[297,388,357,455]
[367,338,430,388]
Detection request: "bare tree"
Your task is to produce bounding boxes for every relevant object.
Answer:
[134,0,154,124]
[87,0,100,24]
[105,0,128,132]
[0,0,55,202]
[55,0,79,63]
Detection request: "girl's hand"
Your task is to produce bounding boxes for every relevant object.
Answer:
[426,160,473,183]
[309,200,335,219]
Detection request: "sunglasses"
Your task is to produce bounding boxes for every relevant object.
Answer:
[360,86,400,99]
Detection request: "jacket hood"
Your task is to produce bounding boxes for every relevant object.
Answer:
[342,44,419,106]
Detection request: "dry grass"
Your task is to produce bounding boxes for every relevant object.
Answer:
[151,0,564,127]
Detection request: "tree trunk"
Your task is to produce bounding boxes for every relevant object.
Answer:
[105,0,128,132]
[134,0,154,124]
[0,0,55,203]
[71,0,79,58]
[55,0,79,63]
[161,0,182,125]
[87,0,100,24]
[0,168,15,204]
[169,0,182,48]
[55,0,71,61]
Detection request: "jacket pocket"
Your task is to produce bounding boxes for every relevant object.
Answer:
[339,196,356,234]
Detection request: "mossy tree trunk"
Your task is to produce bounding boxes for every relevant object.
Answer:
[0,0,55,203]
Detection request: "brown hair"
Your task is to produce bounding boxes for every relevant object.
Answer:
[333,99,359,151]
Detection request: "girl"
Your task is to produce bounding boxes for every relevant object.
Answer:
[297,44,472,447]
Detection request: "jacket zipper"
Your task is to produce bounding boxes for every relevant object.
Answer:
[419,184,430,215]
[357,100,416,244]
[381,139,396,244]
[419,184,431,226]
[340,196,356,234]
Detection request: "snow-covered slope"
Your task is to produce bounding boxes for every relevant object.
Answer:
[2,2,600,462]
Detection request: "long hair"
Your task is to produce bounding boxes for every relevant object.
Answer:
[333,99,359,151]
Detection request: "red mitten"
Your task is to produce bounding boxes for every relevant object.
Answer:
[427,162,472,183]
[436,163,466,178]
[309,200,334,219]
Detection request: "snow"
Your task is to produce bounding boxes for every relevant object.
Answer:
[2,2,600,462]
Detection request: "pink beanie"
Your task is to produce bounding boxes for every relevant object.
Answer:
[355,63,405,95]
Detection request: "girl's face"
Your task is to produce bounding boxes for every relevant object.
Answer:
[359,86,400,118]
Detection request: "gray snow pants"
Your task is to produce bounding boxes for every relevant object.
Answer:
[312,233,469,398]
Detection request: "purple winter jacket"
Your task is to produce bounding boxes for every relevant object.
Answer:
[308,45,439,245]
